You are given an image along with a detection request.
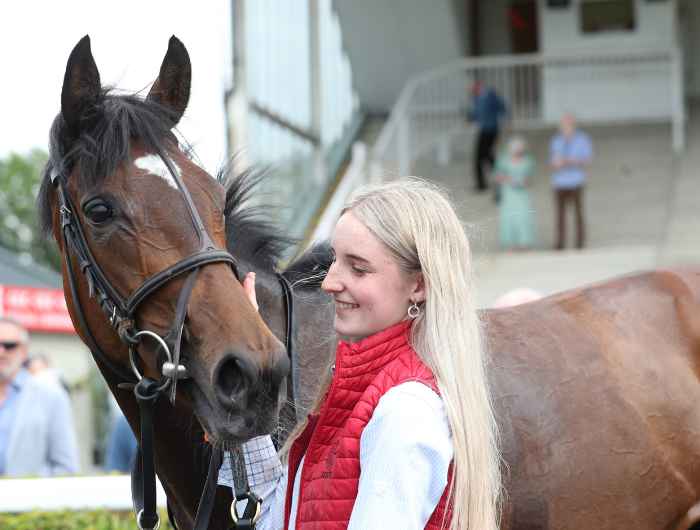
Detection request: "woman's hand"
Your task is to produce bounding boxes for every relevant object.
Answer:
[243,272,259,312]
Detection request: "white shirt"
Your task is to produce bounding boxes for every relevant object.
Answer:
[219,381,453,530]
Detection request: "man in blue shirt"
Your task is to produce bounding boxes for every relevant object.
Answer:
[0,318,79,476]
[468,81,508,192]
[550,113,593,250]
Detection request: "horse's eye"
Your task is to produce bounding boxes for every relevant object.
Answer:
[83,199,113,224]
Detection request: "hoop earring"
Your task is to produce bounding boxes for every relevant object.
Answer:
[407,302,421,319]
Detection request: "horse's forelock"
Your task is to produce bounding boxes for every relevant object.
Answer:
[37,90,180,236]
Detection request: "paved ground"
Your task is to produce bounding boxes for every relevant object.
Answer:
[409,114,700,307]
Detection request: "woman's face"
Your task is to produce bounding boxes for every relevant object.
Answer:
[321,211,423,342]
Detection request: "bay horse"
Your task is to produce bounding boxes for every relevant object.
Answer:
[40,35,700,530]
[38,35,321,529]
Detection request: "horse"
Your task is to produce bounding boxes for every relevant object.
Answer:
[38,35,334,529]
[41,36,700,530]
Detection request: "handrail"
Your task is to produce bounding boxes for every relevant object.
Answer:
[372,46,683,178]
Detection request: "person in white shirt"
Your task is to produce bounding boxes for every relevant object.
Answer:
[220,178,502,530]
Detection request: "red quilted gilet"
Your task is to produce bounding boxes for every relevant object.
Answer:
[284,320,453,530]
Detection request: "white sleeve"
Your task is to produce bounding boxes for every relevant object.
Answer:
[348,382,453,530]
[218,435,287,530]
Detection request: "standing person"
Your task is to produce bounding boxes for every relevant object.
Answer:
[220,179,502,530]
[0,318,79,477]
[494,135,536,251]
[104,397,137,473]
[468,80,508,192]
[550,113,593,250]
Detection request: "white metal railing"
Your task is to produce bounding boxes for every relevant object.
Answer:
[0,475,166,512]
[371,47,685,179]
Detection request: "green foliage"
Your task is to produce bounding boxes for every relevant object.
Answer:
[0,509,174,530]
[0,149,61,271]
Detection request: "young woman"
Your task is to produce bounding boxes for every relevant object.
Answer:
[223,178,502,530]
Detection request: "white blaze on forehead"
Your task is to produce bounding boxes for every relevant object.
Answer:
[134,155,181,190]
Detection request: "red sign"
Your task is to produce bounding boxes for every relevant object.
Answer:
[0,285,75,334]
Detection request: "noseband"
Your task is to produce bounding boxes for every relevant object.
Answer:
[51,151,277,530]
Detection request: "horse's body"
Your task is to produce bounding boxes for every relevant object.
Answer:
[490,269,700,529]
[43,36,700,530]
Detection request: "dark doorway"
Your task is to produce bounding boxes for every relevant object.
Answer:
[509,0,539,54]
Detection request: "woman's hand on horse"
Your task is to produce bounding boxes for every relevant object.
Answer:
[243,272,259,312]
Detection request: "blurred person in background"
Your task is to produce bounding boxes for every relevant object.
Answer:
[494,135,536,251]
[467,80,508,193]
[550,113,593,250]
[25,352,70,393]
[0,318,79,476]
[104,396,137,473]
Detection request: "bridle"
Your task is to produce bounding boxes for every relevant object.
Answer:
[51,150,291,530]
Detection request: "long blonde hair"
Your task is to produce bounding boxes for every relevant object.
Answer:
[343,177,502,530]
[284,178,501,530]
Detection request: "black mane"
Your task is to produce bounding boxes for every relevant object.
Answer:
[222,167,296,272]
[284,241,333,289]
[37,89,180,236]
[221,168,332,282]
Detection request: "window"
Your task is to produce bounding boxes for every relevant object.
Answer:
[580,0,636,33]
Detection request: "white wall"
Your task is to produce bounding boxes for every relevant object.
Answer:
[539,0,675,53]
[334,0,465,113]
[538,0,677,123]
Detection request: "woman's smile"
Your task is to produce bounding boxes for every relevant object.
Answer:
[335,300,359,311]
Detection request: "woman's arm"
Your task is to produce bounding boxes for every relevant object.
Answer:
[348,382,453,530]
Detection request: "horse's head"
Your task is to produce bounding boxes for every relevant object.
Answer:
[38,36,289,444]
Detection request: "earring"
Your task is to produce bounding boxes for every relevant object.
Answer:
[407,302,421,319]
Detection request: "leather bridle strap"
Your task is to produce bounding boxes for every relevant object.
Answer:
[277,272,298,422]
[133,377,161,530]
[59,194,136,383]
[163,269,199,403]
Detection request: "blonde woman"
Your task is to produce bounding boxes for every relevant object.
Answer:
[224,178,502,530]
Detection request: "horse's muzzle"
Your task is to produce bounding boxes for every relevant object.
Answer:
[213,349,289,414]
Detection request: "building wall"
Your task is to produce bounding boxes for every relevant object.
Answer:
[538,0,677,123]
[334,0,466,113]
[539,0,675,53]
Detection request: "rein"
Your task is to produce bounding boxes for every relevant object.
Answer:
[52,155,294,530]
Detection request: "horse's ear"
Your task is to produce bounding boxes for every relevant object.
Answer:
[147,36,191,128]
[61,35,101,137]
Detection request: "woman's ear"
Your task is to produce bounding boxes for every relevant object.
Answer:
[411,272,426,304]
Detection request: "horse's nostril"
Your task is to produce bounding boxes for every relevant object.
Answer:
[214,354,255,409]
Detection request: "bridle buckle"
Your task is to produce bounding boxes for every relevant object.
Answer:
[162,361,188,380]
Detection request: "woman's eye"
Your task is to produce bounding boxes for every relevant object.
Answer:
[83,199,114,224]
[351,266,367,275]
